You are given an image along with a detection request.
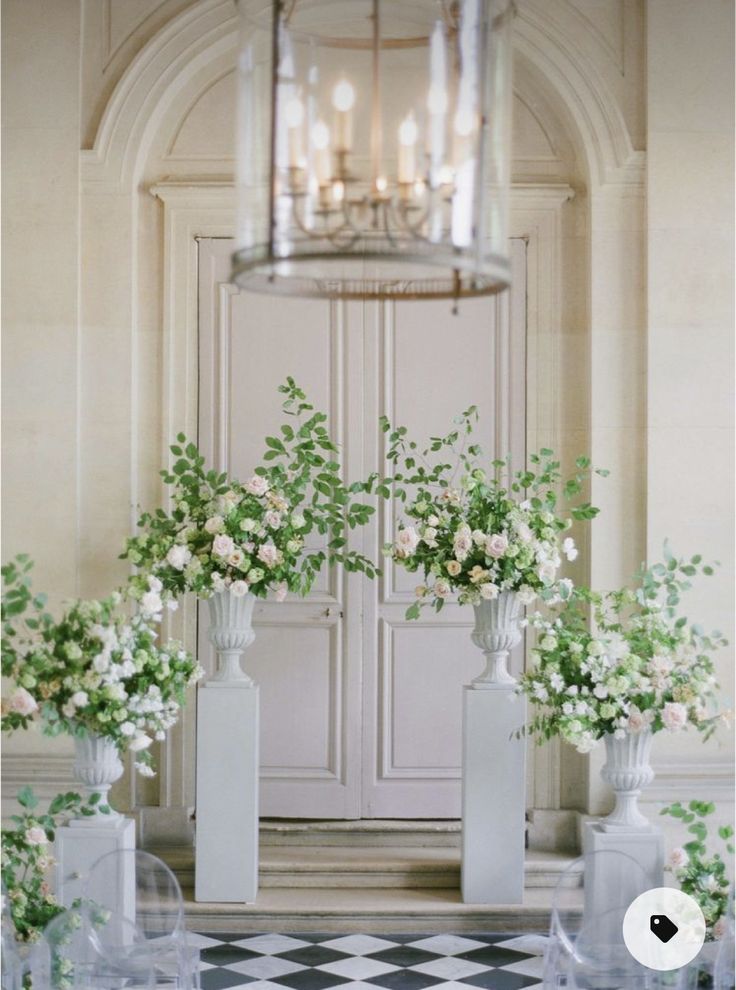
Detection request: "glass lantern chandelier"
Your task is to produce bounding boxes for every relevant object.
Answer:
[232,0,515,301]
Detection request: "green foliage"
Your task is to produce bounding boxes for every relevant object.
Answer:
[122,379,379,605]
[2,788,108,944]
[375,407,605,618]
[1,568,202,775]
[519,549,727,752]
[661,800,734,939]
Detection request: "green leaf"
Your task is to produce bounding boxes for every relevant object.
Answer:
[16,786,38,810]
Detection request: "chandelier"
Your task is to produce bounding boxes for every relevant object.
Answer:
[232,0,515,302]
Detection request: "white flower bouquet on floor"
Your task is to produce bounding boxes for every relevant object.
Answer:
[518,547,727,753]
[123,378,377,608]
[1,557,202,775]
[378,406,606,619]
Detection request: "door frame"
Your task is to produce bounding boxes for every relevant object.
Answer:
[148,179,575,828]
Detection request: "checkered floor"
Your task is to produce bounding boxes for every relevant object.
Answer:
[188,932,547,990]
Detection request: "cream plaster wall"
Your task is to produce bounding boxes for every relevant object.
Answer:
[645,0,735,790]
[1,0,81,770]
[1,0,733,836]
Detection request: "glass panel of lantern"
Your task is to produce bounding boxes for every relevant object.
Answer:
[233,0,514,301]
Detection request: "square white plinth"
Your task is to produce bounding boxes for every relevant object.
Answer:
[583,820,664,930]
[55,816,135,917]
[195,682,259,903]
[461,686,527,904]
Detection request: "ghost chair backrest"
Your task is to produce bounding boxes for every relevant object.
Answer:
[84,849,185,943]
[1,882,24,990]
[30,903,155,990]
[714,887,735,990]
[544,850,652,989]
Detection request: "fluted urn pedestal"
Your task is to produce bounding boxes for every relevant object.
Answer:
[55,732,135,918]
[600,729,655,832]
[462,591,526,904]
[195,588,259,903]
[583,729,664,918]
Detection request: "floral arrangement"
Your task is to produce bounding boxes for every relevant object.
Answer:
[1,557,202,776]
[518,548,726,753]
[123,378,377,607]
[1,786,106,944]
[663,800,734,940]
[377,406,605,618]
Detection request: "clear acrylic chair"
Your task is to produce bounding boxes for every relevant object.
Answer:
[29,904,156,990]
[83,849,199,990]
[544,849,653,989]
[714,888,735,990]
[1,882,25,990]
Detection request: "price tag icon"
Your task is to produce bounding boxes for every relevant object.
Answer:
[650,914,679,943]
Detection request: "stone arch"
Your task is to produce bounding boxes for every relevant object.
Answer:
[81,0,640,192]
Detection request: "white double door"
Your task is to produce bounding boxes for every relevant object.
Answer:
[197,239,526,819]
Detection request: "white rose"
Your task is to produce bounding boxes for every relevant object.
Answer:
[212,534,235,557]
[537,560,557,585]
[166,544,192,571]
[291,514,306,530]
[662,702,688,731]
[204,516,224,535]
[129,733,152,752]
[7,687,38,716]
[264,510,282,530]
[517,586,536,606]
[25,826,48,846]
[515,522,533,544]
[479,583,499,600]
[427,515,439,527]
[119,722,136,737]
[257,544,280,568]
[562,537,578,561]
[140,590,163,618]
[228,549,245,569]
[668,847,689,870]
[446,560,462,577]
[395,526,420,558]
[70,691,89,708]
[240,518,258,533]
[434,579,451,598]
[422,526,438,546]
[245,476,269,497]
[230,580,250,598]
[147,575,163,593]
[540,635,558,651]
[453,526,473,562]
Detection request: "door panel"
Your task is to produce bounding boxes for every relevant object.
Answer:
[361,240,527,817]
[197,238,526,818]
[197,243,362,817]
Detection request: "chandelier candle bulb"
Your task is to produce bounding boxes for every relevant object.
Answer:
[398,112,418,185]
[332,78,355,153]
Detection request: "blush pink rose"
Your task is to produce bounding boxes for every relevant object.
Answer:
[662,702,688,731]
[257,544,280,568]
[245,476,269,497]
[7,687,38,717]
[212,534,235,558]
[485,533,508,558]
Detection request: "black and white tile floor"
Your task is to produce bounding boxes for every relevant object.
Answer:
[189,932,547,990]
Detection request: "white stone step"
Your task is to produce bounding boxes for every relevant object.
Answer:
[260,819,462,848]
[181,885,570,934]
[155,846,577,892]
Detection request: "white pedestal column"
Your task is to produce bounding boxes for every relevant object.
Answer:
[195,681,259,903]
[55,817,136,916]
[583,820,664,927]
[461,686,526,904]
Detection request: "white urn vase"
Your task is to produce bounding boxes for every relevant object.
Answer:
[207,589,256,684]
[470,591,523,687]
[600,728,655,831]
[72,733,123,823]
